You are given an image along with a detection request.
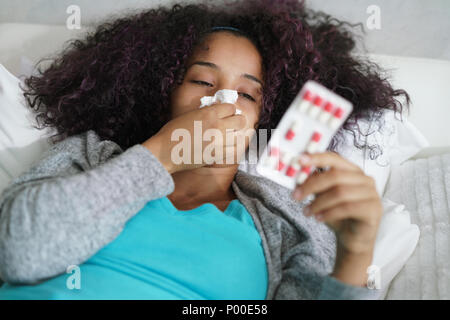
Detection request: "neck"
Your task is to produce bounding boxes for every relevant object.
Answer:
[169,164,239,204]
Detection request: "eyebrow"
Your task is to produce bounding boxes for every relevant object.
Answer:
[187,61,263,88]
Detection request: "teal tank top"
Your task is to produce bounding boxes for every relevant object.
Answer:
[0,197,268,299]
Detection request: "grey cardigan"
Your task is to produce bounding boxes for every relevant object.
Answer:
[0,130,380,299]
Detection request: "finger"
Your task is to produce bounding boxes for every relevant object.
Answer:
[207,103,237,119]
[219,114,247,131]
[305,185,378,217]
[298,151,363,173]
[224,128,254,147]
[313,199,381,227]
[292,168,373,201]
[206,129,248,148]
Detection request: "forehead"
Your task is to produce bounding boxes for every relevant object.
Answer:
[188,32,263,78]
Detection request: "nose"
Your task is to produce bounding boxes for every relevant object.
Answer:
[199,89,244,115]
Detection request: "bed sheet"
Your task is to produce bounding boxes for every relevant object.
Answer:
[383,152,450,299]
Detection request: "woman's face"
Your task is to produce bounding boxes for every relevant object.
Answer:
[170,31,264,134]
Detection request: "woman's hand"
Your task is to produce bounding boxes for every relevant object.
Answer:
[292,151,383,256]
[292,151,383,286]
[142,103,247,174]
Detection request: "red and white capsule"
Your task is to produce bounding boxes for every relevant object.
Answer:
[308,96,323,119]
[285,157,301,177]
[296,165,311,185]
[297,90,314,113]
[306,131,322,153]
[328,107,344,130]
[318,101,334,123]
[277,152,292,172]
[285,120,303,141]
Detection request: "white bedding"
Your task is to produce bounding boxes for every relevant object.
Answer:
[383,152,450,299]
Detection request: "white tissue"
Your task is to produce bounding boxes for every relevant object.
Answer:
[199,89,242,114]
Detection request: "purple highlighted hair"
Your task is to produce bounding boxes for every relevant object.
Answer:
[23,0,410,159]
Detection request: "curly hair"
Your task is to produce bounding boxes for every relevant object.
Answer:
[23,0,410,159]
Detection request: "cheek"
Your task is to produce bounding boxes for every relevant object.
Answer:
[244,102,262,129]
[170,86,201,118]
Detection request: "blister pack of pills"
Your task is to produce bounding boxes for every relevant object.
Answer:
[256,80,354,190]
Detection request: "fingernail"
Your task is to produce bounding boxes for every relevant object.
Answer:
[298,154,310,164]
[293,189,302,200]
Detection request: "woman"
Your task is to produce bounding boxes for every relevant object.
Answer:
[0,0,408,299]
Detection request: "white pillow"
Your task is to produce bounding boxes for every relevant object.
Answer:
[333,112,423,299]
[0,63,54,195]
[334,109,429,196]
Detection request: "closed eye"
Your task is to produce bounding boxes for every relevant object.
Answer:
[191,80,256,102]
[192,80,213,87]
